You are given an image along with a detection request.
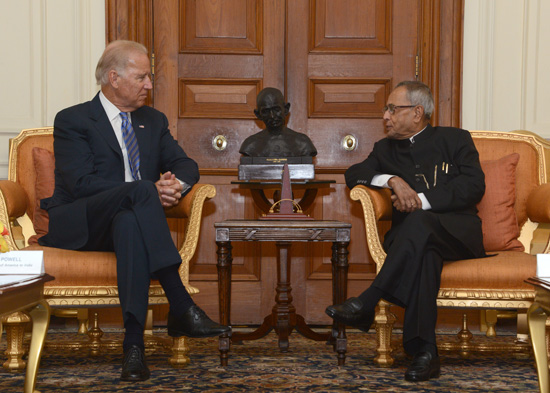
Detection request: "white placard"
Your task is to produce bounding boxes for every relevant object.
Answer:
[536,254,550,277]
[0,251,44,274]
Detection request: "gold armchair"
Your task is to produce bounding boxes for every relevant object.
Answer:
[0,127,215,370]
[351,130,550,366]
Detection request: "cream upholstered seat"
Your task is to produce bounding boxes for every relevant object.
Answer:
[350,130,550,366]
[0,127,215,370]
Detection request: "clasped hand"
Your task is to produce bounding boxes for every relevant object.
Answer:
[155,171,183,208]
[388,176,422,213]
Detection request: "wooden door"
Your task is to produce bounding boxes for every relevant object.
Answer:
[108,0,464,325]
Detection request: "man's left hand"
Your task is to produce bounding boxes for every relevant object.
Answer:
[155,171,183,208]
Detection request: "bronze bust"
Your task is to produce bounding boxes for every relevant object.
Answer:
[239,88,317,157]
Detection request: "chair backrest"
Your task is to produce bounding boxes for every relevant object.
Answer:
[8,127,54,222]
[470,130,549,229]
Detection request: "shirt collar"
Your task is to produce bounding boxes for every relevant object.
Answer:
[409,125,428,144]
[99,90,128,122]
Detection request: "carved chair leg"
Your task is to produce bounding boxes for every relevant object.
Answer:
[457,314,474,358]
[144,308,154,336]
[77,308,89,334]
[2,311,31,371]
[374,300,396,367]
[514,311,530,344]
[169,336,191,367]
[484,309,498,337]
[86,311,104,356]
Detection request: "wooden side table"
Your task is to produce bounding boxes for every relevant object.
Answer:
[215,219,351,366]
[0,274,53,393]
[526,276,550,393]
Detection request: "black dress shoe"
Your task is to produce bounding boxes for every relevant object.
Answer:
[325,297,375,332]
[167,305,231,338]
[120,345,150,382]
[404,351,440,382]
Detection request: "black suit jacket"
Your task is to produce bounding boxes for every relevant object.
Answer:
[39,93,199,249]
[345,125,486,257]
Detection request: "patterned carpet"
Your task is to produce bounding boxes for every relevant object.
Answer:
[0,328,541,392]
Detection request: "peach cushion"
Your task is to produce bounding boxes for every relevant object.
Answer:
[28,147,55,245]
[24,244,163,291]
[441,251,535,290]
[477,153,524,252]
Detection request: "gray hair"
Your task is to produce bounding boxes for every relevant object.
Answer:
[396,81,434,120]
[95,40,149,86]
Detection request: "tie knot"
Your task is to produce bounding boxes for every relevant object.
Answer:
[120,112,129,121]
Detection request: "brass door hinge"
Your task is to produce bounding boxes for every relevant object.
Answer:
[415,55,419,79]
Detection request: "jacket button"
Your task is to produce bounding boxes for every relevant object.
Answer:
[415,178,420,182]
[415,164,420,169]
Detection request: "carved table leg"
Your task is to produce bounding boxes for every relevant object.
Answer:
[273,241,293,351]
[2,311,31,371]
[332,241,349,366]
[25,300,50,393]
[527,302,549,393]
[216,240,233,366]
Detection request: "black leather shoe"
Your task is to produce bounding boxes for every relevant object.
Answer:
[325,297,375,332]
[404,351,441,382]
[167,305,231,338]
[120,345,150,382]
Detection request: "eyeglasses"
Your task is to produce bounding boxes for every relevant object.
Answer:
[382,104,416,115]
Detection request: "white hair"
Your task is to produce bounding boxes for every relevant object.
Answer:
[95,40,148,86]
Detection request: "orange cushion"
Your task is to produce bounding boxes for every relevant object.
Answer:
[28,147,55,245]
[477,153,524,252]
[441,251,535,290]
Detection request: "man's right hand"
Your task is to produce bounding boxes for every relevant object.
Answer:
[388,176,422,213]
[155,171,183,208]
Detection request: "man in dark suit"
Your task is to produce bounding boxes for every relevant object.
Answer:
[39,40,230,382]
[326,81,486,381]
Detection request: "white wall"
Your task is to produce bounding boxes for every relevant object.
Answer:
[463,0,550,137]
[0,0,105,179]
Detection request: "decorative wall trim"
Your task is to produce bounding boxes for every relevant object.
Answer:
[308,78,391,118]
[178,78,262,119]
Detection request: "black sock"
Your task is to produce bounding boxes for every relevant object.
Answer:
[123,314,144,352]
[405,338,439,357]
[155,264,195,318]
[357,285,384,311]
[420,342,438,357]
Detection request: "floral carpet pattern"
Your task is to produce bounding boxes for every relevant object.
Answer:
[0,329,541,392]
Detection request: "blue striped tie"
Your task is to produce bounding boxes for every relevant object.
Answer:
[120,112,140,181]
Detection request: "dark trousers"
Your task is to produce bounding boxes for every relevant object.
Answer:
[78,181,182,326]
[374,210,474,355]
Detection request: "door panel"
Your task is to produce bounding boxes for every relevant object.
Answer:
[108,0,464,325]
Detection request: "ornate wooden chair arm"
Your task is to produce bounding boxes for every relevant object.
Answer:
[0,180,28,251]
[349,185,392,273]
[165,183,216,292]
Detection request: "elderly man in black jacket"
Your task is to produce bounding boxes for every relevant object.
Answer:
[326,81,486,381]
